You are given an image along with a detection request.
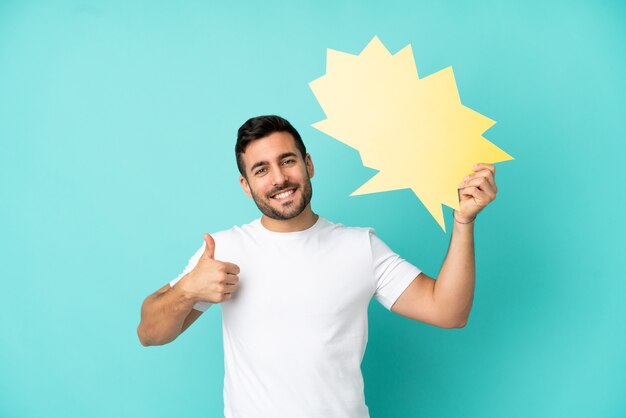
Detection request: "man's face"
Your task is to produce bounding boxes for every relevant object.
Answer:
[239,131,314,220]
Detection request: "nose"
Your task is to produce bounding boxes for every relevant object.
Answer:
[271,164,289,186]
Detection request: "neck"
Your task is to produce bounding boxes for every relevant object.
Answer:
[261,205,319,232]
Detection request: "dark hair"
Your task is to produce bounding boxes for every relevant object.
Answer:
[235,115,307,177]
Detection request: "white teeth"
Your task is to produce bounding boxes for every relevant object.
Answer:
[273,189,294,199]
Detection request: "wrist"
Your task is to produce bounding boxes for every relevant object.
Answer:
[453,210,476,224]
[175,273,202,304]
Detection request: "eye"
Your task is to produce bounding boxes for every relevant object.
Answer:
[282,159,296,165]
[254,167,267,175]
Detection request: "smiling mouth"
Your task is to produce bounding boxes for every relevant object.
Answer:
[271,188,296,200]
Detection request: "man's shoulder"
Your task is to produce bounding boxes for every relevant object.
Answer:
[318,216,375,238]
[321,216,372,230]
[213,216,376,241]
[212,218,261,239]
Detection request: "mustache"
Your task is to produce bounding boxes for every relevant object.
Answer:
[267,182,299,196]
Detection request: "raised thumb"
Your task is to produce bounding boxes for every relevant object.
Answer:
[202,233,216,259]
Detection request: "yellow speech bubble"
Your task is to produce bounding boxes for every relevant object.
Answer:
[309,36,513,231]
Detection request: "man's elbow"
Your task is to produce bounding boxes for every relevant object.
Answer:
[452,318,468,328]
[453,317,468,328]
[137,324,172,347]
[438,316,468,329]
[137,324,153,346]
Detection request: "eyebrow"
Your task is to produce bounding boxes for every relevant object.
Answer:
[249,152,298,173]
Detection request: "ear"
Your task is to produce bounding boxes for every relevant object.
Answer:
[305,153,315,178]
[240,175,252,198]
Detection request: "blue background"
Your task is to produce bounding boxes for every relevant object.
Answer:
[1,1,625,417]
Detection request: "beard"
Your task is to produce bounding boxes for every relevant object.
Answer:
[249,173,313,221]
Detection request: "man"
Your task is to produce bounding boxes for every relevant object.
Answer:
[137,115,498,417]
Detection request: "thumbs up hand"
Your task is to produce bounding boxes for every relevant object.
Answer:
[179,234,240,304]
[202,233,216,259]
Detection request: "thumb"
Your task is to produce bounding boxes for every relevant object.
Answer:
[202,233,216,259]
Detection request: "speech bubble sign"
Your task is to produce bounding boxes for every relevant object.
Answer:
[310,36,513,231]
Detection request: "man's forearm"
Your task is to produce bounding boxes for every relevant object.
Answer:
[433,220,475,327]
[137,282,197,346]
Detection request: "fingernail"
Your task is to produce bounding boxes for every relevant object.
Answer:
[472,164,478,169]
[464,176,469,181]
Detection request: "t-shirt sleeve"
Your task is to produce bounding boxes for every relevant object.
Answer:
[169,243,213,312]
[370,229,422,310]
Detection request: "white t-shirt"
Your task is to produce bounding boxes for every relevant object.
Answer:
[170,216,421,418]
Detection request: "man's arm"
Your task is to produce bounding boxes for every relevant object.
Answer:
[136,233,240,346]
[137,281,204,346]
[391,220,475,328]
[391,163,497,328]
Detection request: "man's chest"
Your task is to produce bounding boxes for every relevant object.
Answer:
[219,240,374,338]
